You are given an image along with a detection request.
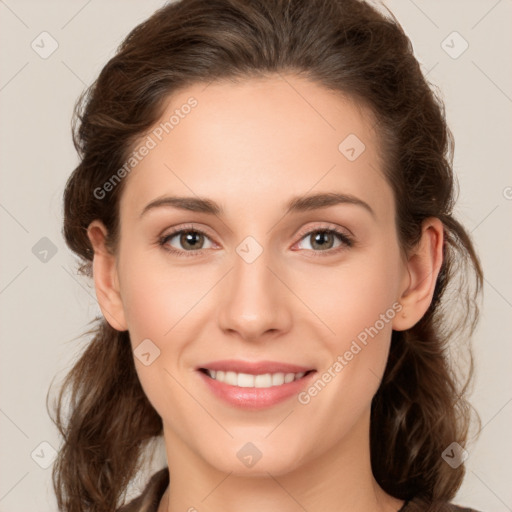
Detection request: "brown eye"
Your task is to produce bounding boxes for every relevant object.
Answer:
[160,229,215,254]
[296,229,353,252]
[178,231,205,250]
[309,231,336,250]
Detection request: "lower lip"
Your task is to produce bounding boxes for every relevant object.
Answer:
[197,370,316,410]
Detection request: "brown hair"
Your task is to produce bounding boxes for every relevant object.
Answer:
[48,0,483,510]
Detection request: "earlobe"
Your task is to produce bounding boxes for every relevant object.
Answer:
[392,218,444,331]
[87,220,127,332]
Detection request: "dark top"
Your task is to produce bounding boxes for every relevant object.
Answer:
[117,467,481,512]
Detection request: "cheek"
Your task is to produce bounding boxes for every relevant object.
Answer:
[116,249,206,421]
[304,245,403,401]
[308,248,402,345]
[117,247,214,343]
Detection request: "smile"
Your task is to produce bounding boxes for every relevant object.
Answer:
[200,368,314,388]
[196,362,317,410]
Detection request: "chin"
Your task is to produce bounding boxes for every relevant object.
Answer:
[201,439,307,477]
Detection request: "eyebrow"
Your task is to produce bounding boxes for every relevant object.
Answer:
[139,192,375,219]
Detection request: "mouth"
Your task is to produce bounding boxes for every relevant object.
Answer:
[195,360,317,409]
[198,368,316,388]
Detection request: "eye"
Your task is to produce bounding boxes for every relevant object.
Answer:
[294,227,353,255]
[158,224,354,258]
[159,227,215,256]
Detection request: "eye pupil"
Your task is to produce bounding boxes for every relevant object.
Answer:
[311,231,334,250]
[181,231,203,250]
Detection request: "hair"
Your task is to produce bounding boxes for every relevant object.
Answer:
[48,0,484,510]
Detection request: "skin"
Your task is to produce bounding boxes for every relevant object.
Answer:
[88,74,443,512]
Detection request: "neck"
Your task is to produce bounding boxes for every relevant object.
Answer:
[158,410,403,512]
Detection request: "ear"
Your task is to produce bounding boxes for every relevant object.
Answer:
[392,217,444,331]
[87,220,127,331]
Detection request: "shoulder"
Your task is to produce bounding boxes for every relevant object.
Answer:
[117,467,169,512]
[116,476,484,512]
[403,497,483,512]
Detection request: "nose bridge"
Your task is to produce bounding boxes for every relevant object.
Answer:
[217,243,291,339]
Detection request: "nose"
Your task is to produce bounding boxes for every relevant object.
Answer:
[217,247,293,342]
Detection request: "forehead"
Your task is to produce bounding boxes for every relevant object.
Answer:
[120,75,392,223]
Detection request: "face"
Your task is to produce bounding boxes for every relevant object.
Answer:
[100,75,412,476]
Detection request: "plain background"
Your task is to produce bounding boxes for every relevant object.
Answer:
[0,0,511,510]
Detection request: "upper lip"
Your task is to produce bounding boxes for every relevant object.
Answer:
[197,360,315,375]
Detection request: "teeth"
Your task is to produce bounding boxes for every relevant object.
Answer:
[205,370,307,388]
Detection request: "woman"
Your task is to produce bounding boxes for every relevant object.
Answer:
[49,0,483,510]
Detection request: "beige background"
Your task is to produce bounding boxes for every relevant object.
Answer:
[0,0,511,510]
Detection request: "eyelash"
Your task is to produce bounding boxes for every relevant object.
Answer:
[158,223,354,258]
